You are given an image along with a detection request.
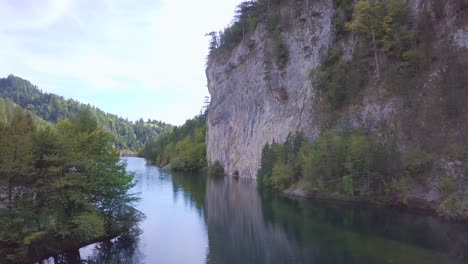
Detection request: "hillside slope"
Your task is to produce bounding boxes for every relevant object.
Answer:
[0,97,50,129]
[0,75,171,151]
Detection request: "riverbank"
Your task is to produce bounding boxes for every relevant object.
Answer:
[45,157,468,264]
[27,233,121,263]
[121,153,139,157]
[282,186,468,224]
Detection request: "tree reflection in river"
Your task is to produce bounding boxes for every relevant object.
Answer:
[81,232,144,264]
[39,158,468,264]
[41,231,143,264]
[171,171,207,214]
[204,176,468,264]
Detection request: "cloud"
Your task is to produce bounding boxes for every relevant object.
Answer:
[0,0,73,31]
[0,0,243,124]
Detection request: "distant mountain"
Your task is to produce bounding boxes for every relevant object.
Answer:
[0,75,172,151]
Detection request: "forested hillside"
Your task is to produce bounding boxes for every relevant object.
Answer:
[0,75,171,151]
[0,98,50,130]
[141,115,207,172]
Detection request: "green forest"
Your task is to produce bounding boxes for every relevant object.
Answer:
[0,98,50,130]
[257,128,468,219]
[0,75,172,152]
[141,115,207,172]
[0,108,141,263]
[258,130,403,198]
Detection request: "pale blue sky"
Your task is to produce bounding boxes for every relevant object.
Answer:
[0,0,243,125]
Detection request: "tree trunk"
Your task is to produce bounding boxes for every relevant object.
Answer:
[371,24,380,79]
[369,0,380,79]
[8,176,12,210]
[63,250,81,264]
[242,22,245,42]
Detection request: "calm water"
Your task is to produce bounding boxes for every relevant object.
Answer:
[48,157,468,263]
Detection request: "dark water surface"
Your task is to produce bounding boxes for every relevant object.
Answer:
[45,157,468,263]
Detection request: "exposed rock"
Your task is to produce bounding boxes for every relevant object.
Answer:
[206,0,468,185]
[454,27,468,49]
[206,0,333,178]
[161,163,171,171]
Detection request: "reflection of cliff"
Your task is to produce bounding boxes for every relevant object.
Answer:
[205,177,313,263]
[204,177,467,264]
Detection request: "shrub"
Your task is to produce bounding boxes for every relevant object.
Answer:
[258,133,305,189]
[266,13,289,70]
[390,176,413,205]
[401,148,432,176]
[440,175,455,197]
[271,162,294,190]
[333,0,354,36]
[143,116,207,172]
[208,161,225,177]
[258,129,403,199]
[342,175,354,195]
[438,194,468,219]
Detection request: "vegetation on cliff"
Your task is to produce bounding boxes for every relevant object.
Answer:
[257,128,468,218]
[0,75,172,152]
[258,130,407,197]
[208,0,290,70]
[0,109,141,263]
[258,128,468,219]
[250,0,468,219]
[315,0,442,109]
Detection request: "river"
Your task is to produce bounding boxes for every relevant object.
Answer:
[43,157,468,263]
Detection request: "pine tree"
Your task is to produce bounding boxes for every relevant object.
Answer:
[0,108,33,209]
[346,0,381,78]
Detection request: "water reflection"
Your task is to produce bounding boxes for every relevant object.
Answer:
[205,177,468,264]
[78,158,208,264]
[81,232,144,264]
[205,177,301,263]
[40,158,468,264]
[260,193,468,262]
[171,171,206,215]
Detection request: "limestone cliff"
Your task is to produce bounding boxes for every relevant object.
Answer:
[206,0,468,183]
[207,0,334,178]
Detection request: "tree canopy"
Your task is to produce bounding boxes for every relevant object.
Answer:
[141,115,207,172]
[0,109,141,263]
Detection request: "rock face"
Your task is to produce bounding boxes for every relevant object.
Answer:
[206,0,468,179]
[206,0,333,178]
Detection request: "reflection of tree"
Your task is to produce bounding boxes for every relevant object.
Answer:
[261,193,468,263]
[263,192,468,263]
[205,176,468,264]
[43,171,468,264]
[171,171,207,214]
[81,229,144,264]
[48,250,81,264]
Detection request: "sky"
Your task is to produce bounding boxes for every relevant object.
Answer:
[0,0,243,125]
